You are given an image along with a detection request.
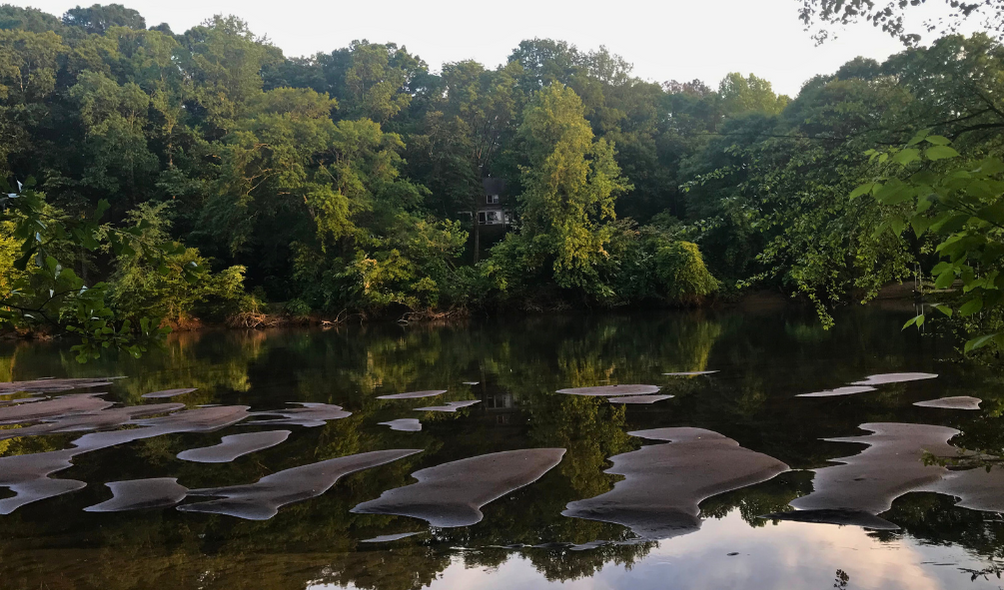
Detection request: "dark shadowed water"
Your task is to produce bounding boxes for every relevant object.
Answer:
[1,305,1003,590]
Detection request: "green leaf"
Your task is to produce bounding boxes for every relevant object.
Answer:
[93,199,110,221]
[967,179,997,200]
[907,129,930,146]
[978,202,1004,226]
[977,158,1004,175]
[931,303,953,318]
[903,314,924,330]
[959,297,983,316]
[965,333,999,354]
[910,214,932,237]
[924,135,951,146]
[931,261,952,274]
[874,179,914,205]
[892,148,921,166]
[916,195,935,213]
[850,183,874,200]
[926,145,961,161]
[934,270,956,289]
[931,214,970,234]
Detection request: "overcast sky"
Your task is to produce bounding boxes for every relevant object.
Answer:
[14,0,984,96]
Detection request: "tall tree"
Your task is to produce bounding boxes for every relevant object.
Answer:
[62,3,145,35]
[0,29,67,175]
[491,84,629,297]
[409,60,522,260]
[718,72,789,117]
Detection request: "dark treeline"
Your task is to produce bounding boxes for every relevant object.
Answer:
[2,3,1004,340]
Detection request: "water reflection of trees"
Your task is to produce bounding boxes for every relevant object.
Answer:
[0,308,1003,589]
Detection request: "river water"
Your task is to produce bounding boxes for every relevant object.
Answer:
[0,306,1002,590]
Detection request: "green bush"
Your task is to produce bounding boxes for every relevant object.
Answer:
[610,225,718,305]
[654,241,719,304]
[107,203,251,325]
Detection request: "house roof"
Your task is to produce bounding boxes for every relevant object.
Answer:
[482,177,505,196]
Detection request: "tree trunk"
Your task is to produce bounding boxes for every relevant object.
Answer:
[473,212,480,263]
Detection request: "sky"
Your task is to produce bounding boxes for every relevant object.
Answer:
[13,0,984,96]
[315,511,1001,589]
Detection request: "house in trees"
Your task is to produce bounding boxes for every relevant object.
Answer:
[465,177,511,261]
[476,177,510,227]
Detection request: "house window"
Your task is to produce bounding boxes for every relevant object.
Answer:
[478,211,487,224]
[486,194,499,205]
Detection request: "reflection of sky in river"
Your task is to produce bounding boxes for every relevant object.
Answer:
[317,512,1000,590]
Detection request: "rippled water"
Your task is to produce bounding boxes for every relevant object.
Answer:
[1,306,1003,590]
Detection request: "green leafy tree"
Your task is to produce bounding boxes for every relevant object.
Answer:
[62,3,146,35]
[68,70,160,207]
[858,132,1004,354]
[718,72,790,117]
[0,182,193,361]
[107,202,251,326]
[489,84,630,299]
[0,28,67,174]
[408,60,522,259]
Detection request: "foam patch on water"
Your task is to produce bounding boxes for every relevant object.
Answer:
[136,405,251,432]
[766,423,961,528]
[413,400,480,413]
[556,385,661,397]
[360,532,422,543]
[662,371,718,377]
[376,390,447,400]
[0,396,44,406]
[0,394,114,425]
[562,427,789,539]
[760,508,899,530]
[352,448,566,527]
[796,386,877,398]
[927,465,1004,512]
[141,388,198,399]
[0,377,122,395]
[0,405,250,513]
[378,418,422,432]
[913,396,982,410]
[179,449,423,520]
[0,449,86,514]
[246,402,351,427]
[850,373,938,386]
[84,478,188,512]
[0,402,185,441]
[607,395,674,404]
[177,430,291,463]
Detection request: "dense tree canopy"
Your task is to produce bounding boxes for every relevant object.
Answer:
[0,3,1003,355]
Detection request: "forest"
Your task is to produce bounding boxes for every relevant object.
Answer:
[1,3,1003,359]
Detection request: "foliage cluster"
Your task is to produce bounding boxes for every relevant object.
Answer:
[4,3,1004,355]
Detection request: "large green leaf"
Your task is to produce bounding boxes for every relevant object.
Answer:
[926,145,960,161]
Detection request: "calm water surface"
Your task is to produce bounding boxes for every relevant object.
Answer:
[1,306,1003,590]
